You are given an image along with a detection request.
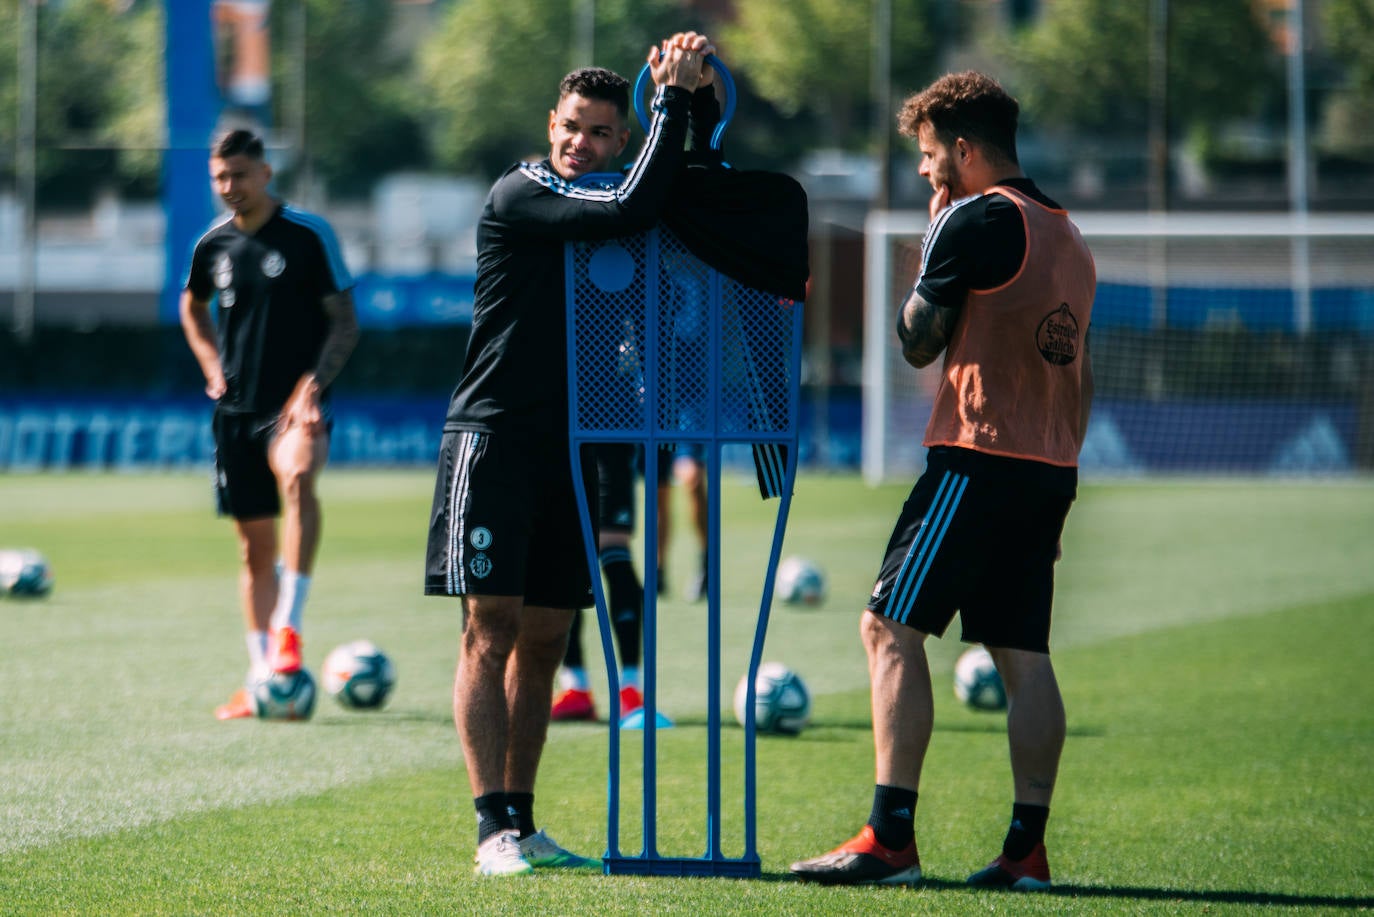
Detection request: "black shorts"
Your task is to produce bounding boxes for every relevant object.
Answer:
[424,429,596,609]
[866,447,1077,654]
[212,409,281,519]
[596,443,638,534]
[212,406,333,520]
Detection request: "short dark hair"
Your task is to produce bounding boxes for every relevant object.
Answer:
[897,71,1020,165]
[558,67,630,119]
[212,128,265,161]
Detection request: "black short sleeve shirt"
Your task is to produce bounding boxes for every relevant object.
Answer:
[186,204,353,414]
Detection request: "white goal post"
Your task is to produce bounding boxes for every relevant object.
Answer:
[862,210,1374,484]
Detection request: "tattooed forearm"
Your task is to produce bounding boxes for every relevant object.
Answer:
[312,289,360,389]
[896,289,958,368]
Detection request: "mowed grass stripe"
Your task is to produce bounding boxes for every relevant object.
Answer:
[3,473,1372,896]
[3,591,1370,915]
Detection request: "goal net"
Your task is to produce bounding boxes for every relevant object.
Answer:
[862,211,1374,483]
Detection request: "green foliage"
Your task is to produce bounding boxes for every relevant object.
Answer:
[1003,0,1280,139]
[268,0,429,197]
[720,0,936,148]
[1325,0,1374,93]
[29,0,163,200]
[103,2,166,187]
[0,3,17,175]
[1321,0,1374,159]
[417,0,686,180]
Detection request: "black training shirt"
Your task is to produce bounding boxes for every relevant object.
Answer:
[443,85,693,439]
[916,177,1062,312]
[186,203,353,415]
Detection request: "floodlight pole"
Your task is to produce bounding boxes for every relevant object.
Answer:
[1286,0,1312,335]
[14,0,37,343]
[1146,0,1169,339]
[572,0,594,69]
[871,0,892,210]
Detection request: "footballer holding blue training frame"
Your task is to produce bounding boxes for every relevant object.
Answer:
[423,32,716,878]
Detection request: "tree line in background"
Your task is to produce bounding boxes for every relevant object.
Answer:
[0,0,1371,205]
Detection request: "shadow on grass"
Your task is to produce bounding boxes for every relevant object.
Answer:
[1039,882,1374,910]
[311,708,451,726]
[789,717,1106,738]
[754,874,1374,909]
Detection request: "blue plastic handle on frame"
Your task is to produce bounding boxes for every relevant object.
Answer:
[633,54,736,151]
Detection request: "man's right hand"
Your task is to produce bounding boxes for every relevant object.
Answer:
[928,183,951,221]
[648,31,715,92]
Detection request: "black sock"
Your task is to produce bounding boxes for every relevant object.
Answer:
[867,785,917,851]
[506,791,537,839]
[474,792,513,844]
[563,609,585,669]
[600,546,642,668]
[1003,803,1049,860]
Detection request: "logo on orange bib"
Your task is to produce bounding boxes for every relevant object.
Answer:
[1036,303,1079,366]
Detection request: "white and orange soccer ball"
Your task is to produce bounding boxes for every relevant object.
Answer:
[954,646,1007,712]
[775,556,826,606]
[253,669,317,720]
[0,548,53,598]
[322,640,396,710]
[734,661,811,735]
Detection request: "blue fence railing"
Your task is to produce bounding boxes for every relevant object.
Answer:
[0,393,1361,474]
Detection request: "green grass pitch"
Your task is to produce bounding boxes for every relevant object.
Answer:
[1,470,1372,915]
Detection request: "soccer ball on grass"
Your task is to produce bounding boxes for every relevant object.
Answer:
[775,556,826,606]
[953,646,1007,712]
[733,661,811,735]
[0,548,54,598]
[254,669,317,720]
[322,640,397,710]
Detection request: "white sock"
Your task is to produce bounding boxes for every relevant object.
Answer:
[246,630,270,684]
[269,570,311,632]
[621,666,641,690]
[560,666,590,691]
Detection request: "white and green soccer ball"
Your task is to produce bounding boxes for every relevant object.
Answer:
[954,646,1007,712]
[322,640,396,710]
[775,556,826,606]
[734,661,811,735]
[253,669,317,721]
[0,548,54,598]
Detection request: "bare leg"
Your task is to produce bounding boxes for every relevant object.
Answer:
[656,483,671,586]
[454,594,523,796]
[861,611,933,790]
[986,647,1065,806]
[504,605,574,792]
[269,425,329,575]
[679,457,708,558]
[232,517,278,633]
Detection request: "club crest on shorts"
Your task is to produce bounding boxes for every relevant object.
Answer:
[1036,303,1079,366]
[469,527,492,550]
[468,552,492,579]
[261,251,286,278]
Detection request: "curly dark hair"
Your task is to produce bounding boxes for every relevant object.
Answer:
[212,128,265,161]
[897,71,1020,165]
[559,67,631,119]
